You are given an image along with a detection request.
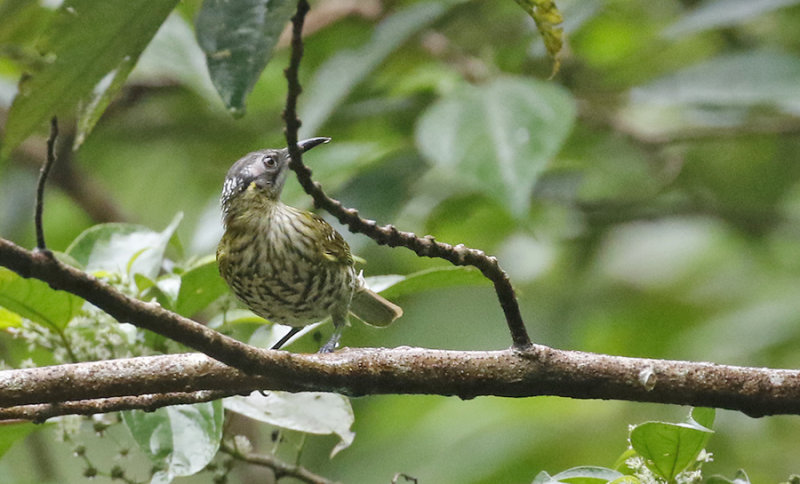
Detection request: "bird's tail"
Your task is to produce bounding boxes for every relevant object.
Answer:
[350,288,403,327]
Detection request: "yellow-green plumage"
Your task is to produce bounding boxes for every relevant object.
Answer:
[216,138,402,352]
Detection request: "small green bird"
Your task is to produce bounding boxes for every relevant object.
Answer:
[217,137,402,352]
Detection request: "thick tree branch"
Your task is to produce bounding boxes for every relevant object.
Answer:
[2,347,800,419]
[0,237,273,375]
[0,228,796,418]
[280,0,531,348]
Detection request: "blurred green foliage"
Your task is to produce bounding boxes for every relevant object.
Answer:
[2,0,800,482]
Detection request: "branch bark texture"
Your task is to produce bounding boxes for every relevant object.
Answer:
[0,347,798,418]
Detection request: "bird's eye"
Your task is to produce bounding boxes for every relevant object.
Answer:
[261,155,276,168]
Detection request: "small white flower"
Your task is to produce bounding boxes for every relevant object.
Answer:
[233,435,253,454]
[676,469,702,484]
[697,449,713,463]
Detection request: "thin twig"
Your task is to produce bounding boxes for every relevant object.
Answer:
[0,390,236,422]
[282,0,309,150]
[34,117,58,251]
[281,0,531,348]
[222,442,338,484]
[393,473,418,484]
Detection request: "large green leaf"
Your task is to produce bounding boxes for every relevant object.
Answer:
[415,76,575,217]
[122,400,224,484]
[174,256,229,317]
[66,214,182,280]
[532,466,625,483]
[224,391,355,456]
[664,0,800,37]
[2,0,178,159]
[299,1,454,137]
[366,266,490,301]
[195,0,296,116]
[74,56,137,150]
[689,407,715,429]
[130,14,219,106]
[0,422,40,459]
[629,408,714,481]
[0,267,84,331]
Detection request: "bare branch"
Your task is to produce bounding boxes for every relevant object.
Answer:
[0,390,235,422]
[34,117,58,251]
[222,441,339,484]
[2,347,800,419]
[281,0,531,348]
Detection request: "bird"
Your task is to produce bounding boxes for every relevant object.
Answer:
[216,137,402,352]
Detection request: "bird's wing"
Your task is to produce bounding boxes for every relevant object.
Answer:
[307,212,353,266]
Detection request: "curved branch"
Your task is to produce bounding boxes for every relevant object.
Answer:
[222,442,338,484]
[280,0,530,348]
[34,117,58,250]
[2,347,800,418]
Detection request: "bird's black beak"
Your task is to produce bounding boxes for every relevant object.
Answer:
[297,137,331,152]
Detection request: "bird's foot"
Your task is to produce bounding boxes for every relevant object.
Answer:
[318,340,338,354]
[318,332,342,353]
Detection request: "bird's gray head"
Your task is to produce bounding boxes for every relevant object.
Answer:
[220,137,330,216]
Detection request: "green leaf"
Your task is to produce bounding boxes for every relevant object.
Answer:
[630,50,800,116]
[608,477,642,484]
[122,400,224,483]
[612,448,639,473]
[0,422,40,458]
[366,266,490,301]
[2,0,178,159]
[130,14,219,105]
[195,0,296,117]
[299,1,453,137]
[74,55,137,149]
[135,273,177,311]
[689,407,715,430]
[415,76,575,217]
[706,470,751,484]
[174,256,229,317]
[512,0,565,76]
[0,307,23,329]
[629,411,714,481]
[66,214,182,280]
[531,471,559,484]
[0,0,51,46]
[0,267,84,330]
[224,391,355,456]
[550,466,624,483]
[208,309,267,328]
